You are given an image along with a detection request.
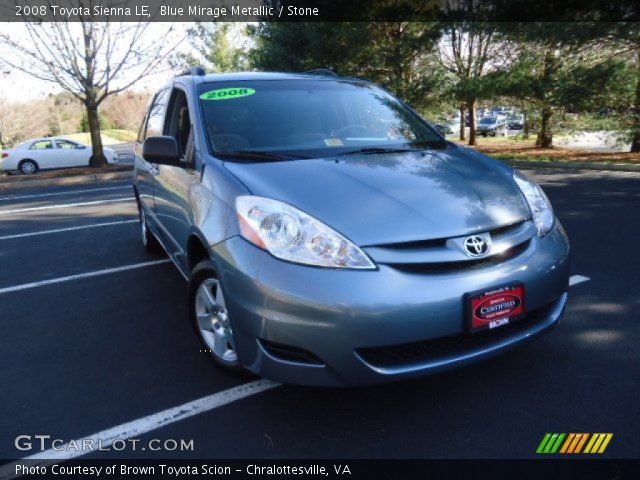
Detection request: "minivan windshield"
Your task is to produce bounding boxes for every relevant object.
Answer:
[479,117,498,125]
[197,79,445,160]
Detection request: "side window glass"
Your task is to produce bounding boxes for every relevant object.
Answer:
[167,88,193,161]
[144,89,170,140]
[30,140,53,150]
[56,140,77,149]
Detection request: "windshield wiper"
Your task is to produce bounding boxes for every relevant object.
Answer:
[336,147,416,156]
[215,150,308,161]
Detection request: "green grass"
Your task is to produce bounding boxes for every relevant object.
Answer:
[103,129,137,142]
[63,129,136,145]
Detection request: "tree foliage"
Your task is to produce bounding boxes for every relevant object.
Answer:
[172,23,248,73]
[249,22,444,111]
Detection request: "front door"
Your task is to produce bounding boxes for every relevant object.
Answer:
[153,86,199,273]
[135,88,171,218]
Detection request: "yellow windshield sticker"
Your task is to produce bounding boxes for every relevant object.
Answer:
[324,138,343,147]
[200,87,256,101]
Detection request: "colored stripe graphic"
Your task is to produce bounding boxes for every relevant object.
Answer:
[559,433,575,453]
[537,433,565,453]
[538,433,613,454]
[573,434,589,453]
[536,434,552,453]
[584,433,614,454]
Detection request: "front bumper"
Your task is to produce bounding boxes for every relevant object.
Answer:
[212,223,570,386]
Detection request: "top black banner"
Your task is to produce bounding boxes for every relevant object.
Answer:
[0,0,639,22]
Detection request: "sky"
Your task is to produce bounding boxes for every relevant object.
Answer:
[0,22,199,101]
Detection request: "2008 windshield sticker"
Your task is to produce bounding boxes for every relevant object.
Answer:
[200,88,256,100]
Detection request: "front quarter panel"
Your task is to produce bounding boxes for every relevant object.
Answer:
[197,156,250,247]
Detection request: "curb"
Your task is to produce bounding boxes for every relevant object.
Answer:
[0,170,132,192]
[504,159,640,173]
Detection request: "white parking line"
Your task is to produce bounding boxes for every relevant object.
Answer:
[0,185,130,202]
[0,259,171,295]
[569,275,591,286]
[0,197,133,216]
[0,219,138,241]
[2,380,280,472]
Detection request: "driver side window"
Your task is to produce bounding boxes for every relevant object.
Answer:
[165,88,193,165]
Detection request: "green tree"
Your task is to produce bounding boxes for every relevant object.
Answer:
[249,22,443,111]
[497,23,615,148]
[437,22,510,145]
[596,24,640,152]
[172,23,248,73]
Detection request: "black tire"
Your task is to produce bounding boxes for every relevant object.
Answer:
[139,207,161,253]
[189,260,246,374]
[18,159,38,175]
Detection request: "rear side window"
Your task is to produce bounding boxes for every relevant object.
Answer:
[56,140,79,149]
[143,88,171,140]
[30,140,53,150]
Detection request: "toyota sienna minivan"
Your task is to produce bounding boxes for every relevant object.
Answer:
[133,69,570,386]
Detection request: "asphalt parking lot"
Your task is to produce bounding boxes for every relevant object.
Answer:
[0,167,638,462]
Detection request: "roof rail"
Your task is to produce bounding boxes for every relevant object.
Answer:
[304,68,338,77]
[176,67,206,77]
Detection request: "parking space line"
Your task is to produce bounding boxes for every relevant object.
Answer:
[569,275,591,286]
[0,219,138,241]
[0,185,130,202]
[15,380,280,465]
[0,197,134,216]
[0,259,171,295]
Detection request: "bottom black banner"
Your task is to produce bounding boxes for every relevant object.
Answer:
[1,459,639,480]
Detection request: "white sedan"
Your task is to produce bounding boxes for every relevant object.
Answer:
[0,137,118,174]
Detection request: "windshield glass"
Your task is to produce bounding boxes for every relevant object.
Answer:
[197,79,444,160]
[479,117,497,125]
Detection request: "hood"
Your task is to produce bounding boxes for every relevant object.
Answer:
[223,145,530,246]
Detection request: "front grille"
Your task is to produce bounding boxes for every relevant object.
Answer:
[369,221,526,251]
[356,300,556,369]
[387,240,530,274]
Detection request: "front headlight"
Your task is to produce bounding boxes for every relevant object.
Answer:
[236,196,376,269]
[513,171,555,237]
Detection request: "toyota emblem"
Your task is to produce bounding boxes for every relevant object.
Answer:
[463,235,490,257]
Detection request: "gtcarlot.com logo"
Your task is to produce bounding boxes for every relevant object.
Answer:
[15,435,194,453]
[536,433,613,454]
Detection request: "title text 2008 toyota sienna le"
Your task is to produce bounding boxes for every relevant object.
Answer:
[133,69,570,386]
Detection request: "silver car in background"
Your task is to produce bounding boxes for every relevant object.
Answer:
[133,71,570,386]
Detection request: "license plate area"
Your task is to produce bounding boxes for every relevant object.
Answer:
[466,283,525,333]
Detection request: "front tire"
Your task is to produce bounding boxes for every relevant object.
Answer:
[19,159,38,175]
[189,260,244,373]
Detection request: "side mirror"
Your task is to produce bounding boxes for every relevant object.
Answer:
[142,136,180,165]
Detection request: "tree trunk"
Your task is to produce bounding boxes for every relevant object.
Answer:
[86,103,106,168]
[536,106,553,148]
[523,110,530,139]
[630,49,640,152]
[459,107,466,141]
[467,99,477,146]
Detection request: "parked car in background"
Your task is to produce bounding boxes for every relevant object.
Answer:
[477,116,508,137]
[508,114,525,130]
[0,137,118,174]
